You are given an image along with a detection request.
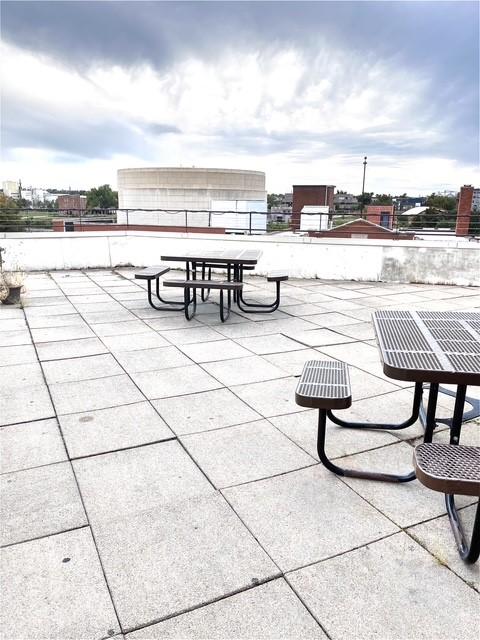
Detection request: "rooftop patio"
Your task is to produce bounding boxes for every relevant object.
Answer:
[1,270,479,639]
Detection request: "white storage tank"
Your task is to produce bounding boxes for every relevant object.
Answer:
[117,167,267,231]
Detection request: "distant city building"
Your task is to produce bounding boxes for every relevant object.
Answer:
[456,185,477,236]
[21,188,47,205]
[307,218,414,240]
[292,185,335,230]
[57,194,87,210]
[472,188,480,213]
[269,193,292,224]
[334,192,358,213]
[365,204,395,229]
[393,196,427,212]
[2,180,20,199]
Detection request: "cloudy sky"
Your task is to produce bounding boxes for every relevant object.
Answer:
[1,0,479,194]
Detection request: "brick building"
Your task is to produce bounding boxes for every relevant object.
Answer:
[292,185,335,230]
[365,204,395,229]
[57,194,87,211]
[456,185,475,236]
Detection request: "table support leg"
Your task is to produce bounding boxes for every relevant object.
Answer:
[317,409,416,482]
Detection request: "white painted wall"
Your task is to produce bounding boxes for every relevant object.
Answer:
[1,231,479,286]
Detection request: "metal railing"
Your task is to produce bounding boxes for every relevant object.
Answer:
[0,207,478,238]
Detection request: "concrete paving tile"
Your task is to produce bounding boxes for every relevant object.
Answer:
[0,418,67,474]
[101,331,170,352]
[27,313,86,329]
[285,328,355,347]
[60,402,173,458]
[233,377,310,418]
[114,345,191,373]
[24,303,77,317]
[0,345,39,368]
[74,440,214,524]
[0,329,32,347]
[183,420,315,488]
[127,578,326,639]
[0,307,25,318]
[270,410,399,459]
[1,462,86,546]
[131,364,221,399]
[160,326,223,346]
[94,492,280,630]
[408,505,479,591]
[153,388,260,435]
[338,441,472,527]
[145,315,204,330]
[1,362,45,389]
[36,337,108,361]
[43,353,124,384]
[0,318,27,331]
[83,309,137,324]
[333,321,376,341]
[0,383,54,427]
[304,312,363,328]
[23,296,67,307]
[178,338,252,363]
[263,348,327,376]
[0,527,120,640]
[31,324,94,343]
[202,355,288,386]
[90,320,151,337]
[282,303,327,317]
[50,374,145,415]
[223,465,398,571]
[235,334,306,355]
[288,532,479,640]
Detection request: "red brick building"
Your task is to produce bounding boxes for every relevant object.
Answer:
[456,185,474,236]
[308,218,414,240]
[292,185,335,230]
[364,205,395,229]
[57,194,87,211]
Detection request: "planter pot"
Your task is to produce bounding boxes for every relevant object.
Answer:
[1,286,22,305]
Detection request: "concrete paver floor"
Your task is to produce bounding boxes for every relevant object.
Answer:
[1,269,479,639]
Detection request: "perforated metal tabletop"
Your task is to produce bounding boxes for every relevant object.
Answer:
[161,248,262,265]
[373,310,480,385]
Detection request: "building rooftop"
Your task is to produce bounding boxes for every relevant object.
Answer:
[1,270,479,639]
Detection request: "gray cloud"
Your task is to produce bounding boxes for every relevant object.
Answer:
[1,92,181,160]
[1,1,478,166]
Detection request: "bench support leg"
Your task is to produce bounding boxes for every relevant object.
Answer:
[327,381,423,431]
[219,288,232,322]
[236,281,281,313]
[146,279,185,311]
[445,496,480,564]
[317,409,416,483]
[183,287,197,320]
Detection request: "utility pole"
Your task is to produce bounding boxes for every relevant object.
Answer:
[361,156,367,216]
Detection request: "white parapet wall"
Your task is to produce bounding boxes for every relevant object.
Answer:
[1,231,479,286]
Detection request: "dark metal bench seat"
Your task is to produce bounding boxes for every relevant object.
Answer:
[134,265,185,311]
[163,279,242,322]
[295,359,416,483]
[237,271,289,313]
[134,265,170,280]
[414,442,480,563]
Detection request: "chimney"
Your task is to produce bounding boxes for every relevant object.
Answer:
[456,185,474,236]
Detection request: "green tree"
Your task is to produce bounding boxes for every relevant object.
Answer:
[267,193,283,210]
[356,192,373,209]
[425,193,456,212]
[86,184,118,210]
[374,194,393,205]
[0,194,26,232]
